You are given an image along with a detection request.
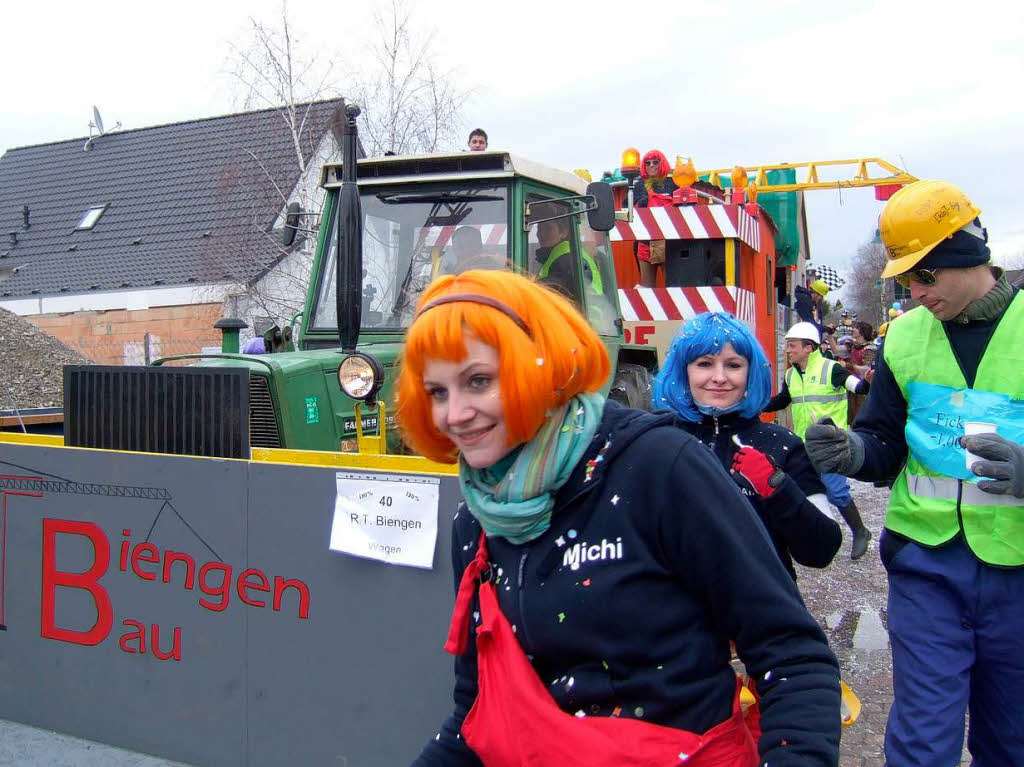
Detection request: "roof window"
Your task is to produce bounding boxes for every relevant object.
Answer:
[76,205,108,230]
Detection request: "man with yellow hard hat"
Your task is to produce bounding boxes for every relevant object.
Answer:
[803,180,1024,765]
[794,274,830,330]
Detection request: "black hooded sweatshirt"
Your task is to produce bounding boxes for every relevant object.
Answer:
[413,401,840,767]
[793,284,822,330]
[675,412,842,580]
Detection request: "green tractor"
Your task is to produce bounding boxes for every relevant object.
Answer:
[64,106,655,458]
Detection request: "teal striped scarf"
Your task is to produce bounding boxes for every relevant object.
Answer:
[459,393,605,544]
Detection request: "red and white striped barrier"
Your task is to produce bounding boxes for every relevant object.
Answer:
[611,204,761,251]
[618,286,757,328]
[415,224,509,249]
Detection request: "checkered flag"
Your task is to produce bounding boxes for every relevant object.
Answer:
[806,262,846,290]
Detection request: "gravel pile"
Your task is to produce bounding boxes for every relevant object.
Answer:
[0,308,93,410]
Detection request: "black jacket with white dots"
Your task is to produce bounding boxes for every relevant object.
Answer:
[676,412,842,581]
[414,401,840,767]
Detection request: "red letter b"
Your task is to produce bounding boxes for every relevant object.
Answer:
[41,519,113,646]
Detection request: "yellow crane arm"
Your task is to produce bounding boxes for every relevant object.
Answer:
[698,158,917,193]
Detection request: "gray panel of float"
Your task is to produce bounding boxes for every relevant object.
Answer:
[0,442,461,766]
[245,462,460,766]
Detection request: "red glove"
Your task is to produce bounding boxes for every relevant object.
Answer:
[731,446,786,498]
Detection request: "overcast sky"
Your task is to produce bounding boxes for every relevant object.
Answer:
[3,0,1023,291]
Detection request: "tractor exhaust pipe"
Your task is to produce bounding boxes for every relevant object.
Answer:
[337,103,362,353]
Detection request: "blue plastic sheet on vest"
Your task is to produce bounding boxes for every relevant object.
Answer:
[905,382,1024,481]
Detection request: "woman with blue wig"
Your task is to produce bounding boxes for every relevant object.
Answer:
[653,312,841,580]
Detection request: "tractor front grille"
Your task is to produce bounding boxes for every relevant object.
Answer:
[64,365,250,459]
[248,375,281,448]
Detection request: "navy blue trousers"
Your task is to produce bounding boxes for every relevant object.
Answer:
[820,472,852,509]
[882,533,1024,766]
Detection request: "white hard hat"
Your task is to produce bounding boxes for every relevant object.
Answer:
[785,322,820,345]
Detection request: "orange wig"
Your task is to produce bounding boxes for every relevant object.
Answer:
[396,270,610,463]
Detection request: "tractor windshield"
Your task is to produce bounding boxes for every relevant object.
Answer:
[311,183,510,331]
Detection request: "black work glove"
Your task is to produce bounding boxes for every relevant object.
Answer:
[962,433,1024,499]
[804,417,865,475]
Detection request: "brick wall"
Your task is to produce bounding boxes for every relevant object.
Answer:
[26,303,225,365]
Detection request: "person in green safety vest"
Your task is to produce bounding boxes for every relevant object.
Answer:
[764,321,872,560]
[535,217,602,299]
[802,179,1024,767]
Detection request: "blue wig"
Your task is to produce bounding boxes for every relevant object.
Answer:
[651,312,772,422]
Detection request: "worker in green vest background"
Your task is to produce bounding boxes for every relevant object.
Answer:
[764,321,872,559]
[802,180,1024,766]
[535,217,602,298]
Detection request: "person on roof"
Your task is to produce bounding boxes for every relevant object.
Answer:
[632,150,678,288]
[403,270,840,766]
[467,128,488,151]
[653,312,841,582]
[764,322,872,560]
[802,180,1024,766]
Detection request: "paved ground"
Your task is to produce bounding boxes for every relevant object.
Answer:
[0,719,186,766]
[798,479,969,766]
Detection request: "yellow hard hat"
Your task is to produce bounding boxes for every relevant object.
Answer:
[809,279,829,297]
[879,180,981,278]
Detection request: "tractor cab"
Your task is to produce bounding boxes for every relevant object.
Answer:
[297,150,642,450]
[304,152,621,348]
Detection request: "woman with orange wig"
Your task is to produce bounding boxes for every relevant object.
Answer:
[403,270,840,767]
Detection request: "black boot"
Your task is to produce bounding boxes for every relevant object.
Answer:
[838,500,872,560]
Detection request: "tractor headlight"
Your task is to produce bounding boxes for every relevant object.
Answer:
[337,353,384,401]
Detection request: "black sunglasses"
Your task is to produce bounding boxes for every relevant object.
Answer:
[644,159,661,165]
[895,267,940,288]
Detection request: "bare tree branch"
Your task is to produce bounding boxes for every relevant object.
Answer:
[351,0,470,156]
[218,0,469,335]
[844,236,910,328]
[217,0,344,332]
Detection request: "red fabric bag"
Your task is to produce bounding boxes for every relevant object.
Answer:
[445,534,759,767]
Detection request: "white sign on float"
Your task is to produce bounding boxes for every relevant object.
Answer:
[330,472,440,569]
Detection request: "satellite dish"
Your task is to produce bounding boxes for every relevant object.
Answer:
[84,106,121,151]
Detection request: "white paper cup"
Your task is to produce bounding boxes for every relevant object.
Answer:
[964,422,997,472]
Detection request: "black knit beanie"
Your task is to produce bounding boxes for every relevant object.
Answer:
[915,218,990,270]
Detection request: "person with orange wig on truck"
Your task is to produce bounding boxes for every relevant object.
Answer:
[402,269,839,766]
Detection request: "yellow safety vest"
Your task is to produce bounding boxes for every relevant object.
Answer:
[786,349,848,440]
[539,240,603,294]
[884,296,1024,566]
